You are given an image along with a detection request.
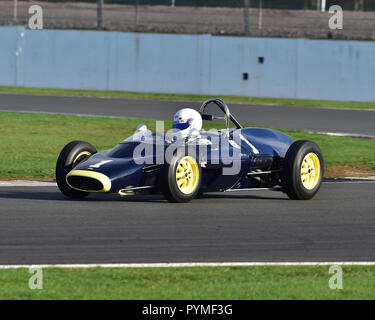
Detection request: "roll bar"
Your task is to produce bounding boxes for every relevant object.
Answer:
[199,98,242,136]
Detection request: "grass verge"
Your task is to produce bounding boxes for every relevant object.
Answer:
[1,265,374,299]
[1,86,375,110]
[0,111,374,179]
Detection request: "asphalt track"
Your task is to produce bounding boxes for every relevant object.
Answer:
[1,93,375,265]
[0,181,374,265]
[1,93,375,137]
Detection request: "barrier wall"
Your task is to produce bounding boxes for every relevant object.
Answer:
[1,26,374,101]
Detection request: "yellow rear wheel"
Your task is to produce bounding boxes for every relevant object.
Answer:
[283,140,324,200]
[300,152,321,190]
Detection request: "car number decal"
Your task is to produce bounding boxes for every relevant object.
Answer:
[89,160,113,168]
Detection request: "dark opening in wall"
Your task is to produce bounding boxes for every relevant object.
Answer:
[242,73,249,80]
[258,57,264,64]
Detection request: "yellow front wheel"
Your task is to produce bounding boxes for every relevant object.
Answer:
[175,156,200,195]
[159,152,202,203]
[56,141,97,199]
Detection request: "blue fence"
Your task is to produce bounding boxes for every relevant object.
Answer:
[1,26,374,101]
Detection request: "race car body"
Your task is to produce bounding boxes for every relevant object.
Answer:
[56,98,324,202]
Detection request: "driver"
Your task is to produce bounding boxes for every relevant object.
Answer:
[171,108,202,141]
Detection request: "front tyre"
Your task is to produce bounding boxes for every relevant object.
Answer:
[282,140,324,200]
[159,152,202,203]
[56,141,97,199]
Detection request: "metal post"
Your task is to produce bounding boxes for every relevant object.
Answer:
[258,0,263,30]
[13,0,18,22]
[135,0,139,25]
[355,0,365,11]
[97,0,103,29]
[244,0,249,35]
[321,0,326,12]
[171,0,175,7]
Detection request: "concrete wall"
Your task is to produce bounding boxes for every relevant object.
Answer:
[1,26,374,101]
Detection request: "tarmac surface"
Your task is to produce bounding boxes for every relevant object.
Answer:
[1,93,374,264]
[0,181,374,264]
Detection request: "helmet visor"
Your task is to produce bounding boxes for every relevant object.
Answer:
[173,120,190,131]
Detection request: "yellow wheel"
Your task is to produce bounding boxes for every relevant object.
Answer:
[300,152,321,190]
[159,152,202,203]
[56,141,97,199]
[283,140,324,200]
[175,156,200,195]
[73,151,92,168]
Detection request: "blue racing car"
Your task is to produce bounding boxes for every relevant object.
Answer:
[56,98,324,202]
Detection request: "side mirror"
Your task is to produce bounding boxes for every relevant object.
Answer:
[202,114,214,121]
[136,124,148,132]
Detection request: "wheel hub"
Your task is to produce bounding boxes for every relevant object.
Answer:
[300,152,321,190]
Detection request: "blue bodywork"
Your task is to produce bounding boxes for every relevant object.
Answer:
[72,127,293,194]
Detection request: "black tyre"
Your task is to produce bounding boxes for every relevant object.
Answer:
[56,141,97,199]
[159,151,202,203]
[282,140,324,200]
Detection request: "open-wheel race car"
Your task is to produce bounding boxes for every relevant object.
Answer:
[56,98,324,202]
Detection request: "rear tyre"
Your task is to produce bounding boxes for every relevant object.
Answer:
[282,140,324,200]
[159,151,202,203]
[56,141,97,199]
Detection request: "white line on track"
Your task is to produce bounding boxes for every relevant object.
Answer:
[323,180,375,184]
[0,109,136,119]
[310,131,375,139]
[0,180,56,187]
[1,262,375,269]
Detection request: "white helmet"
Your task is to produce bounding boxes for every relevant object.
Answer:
[172,108,202,135]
